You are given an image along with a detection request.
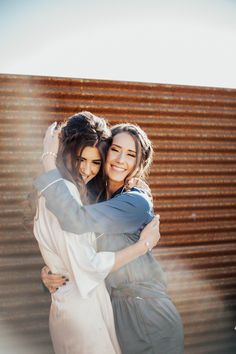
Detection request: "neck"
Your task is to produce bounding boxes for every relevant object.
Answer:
[107,180,124,198]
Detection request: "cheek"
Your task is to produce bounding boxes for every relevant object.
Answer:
[92,165,101,176]
[128,158,136,171]
[78,161,84,174]
[106,150,113,164]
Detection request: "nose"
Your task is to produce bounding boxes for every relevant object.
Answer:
[81,162,92,176]
[116,151,125,163]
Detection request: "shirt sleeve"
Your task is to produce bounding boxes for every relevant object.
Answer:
[64,234,115,298]
[34,181,115,299]
[33,169,154,235]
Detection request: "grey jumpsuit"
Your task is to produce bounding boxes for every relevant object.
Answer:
[34,169,184,354]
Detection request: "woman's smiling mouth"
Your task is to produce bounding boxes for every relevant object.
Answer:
[111,165,126,172]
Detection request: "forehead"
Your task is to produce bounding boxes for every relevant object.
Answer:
[79,146,101,160]
[112,132,136,151]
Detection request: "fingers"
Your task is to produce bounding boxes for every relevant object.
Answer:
[41,265,68,289]
[151,216,161,244]
[46,273,65,280]
[48,286,57,294]
[41,265,50,281]
[50,122,58,137]
[133,178,143,188]
[139,213,161,252]
[41,265,50,275]
[127,178,149,190]
[141,215,161,249]
[44,277,66,289]
[154,230,161,244]
[148,232,160,249]
[44,122,60,140]
[45,273,67,285]
[151,215,160,228]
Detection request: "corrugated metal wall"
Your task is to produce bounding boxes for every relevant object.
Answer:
[0,73,235,354]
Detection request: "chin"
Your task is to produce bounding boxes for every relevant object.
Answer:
[109,175,126,183]
[85,178,92,184]
[107,169,127,184]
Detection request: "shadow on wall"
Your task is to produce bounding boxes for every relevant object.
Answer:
[162,257,236,354]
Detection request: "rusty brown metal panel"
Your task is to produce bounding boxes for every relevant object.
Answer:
[0,73,236,353]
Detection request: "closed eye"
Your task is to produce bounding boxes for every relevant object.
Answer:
[111,147,120,152]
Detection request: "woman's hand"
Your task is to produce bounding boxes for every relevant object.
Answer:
[41,122,60,171]
[139,215,160,251]
[125,178,150,192]
[125,178,153,202]
[41,265,68,294]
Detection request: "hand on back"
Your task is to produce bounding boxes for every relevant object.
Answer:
[139,215,160,251]
[41,265,68,294]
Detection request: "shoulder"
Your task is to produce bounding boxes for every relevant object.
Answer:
[64,180,82,204]
[124,187,150,199]
[114,187,153,211]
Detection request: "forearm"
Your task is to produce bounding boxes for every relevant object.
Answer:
[111,240,147,272]
[42,154,57,172]
[34,170,153,235]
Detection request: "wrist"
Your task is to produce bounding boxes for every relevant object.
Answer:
[137,239,150,255]
[41,152,57,172]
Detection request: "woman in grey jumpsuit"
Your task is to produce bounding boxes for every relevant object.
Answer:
[35,123,184,354]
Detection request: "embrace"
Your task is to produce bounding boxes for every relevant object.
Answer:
[32,111,184,354]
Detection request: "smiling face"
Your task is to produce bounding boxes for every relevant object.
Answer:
[75,146,102,184]
[105,132,137,189]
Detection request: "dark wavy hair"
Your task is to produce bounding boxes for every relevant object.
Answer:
[110,123,153,185]
[57,111,111,203]
[23,111,110,227]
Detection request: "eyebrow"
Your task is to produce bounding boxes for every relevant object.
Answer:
[77,156,102,162]
[112,144,136,154]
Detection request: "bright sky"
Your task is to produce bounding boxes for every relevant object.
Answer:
[0,0,236,88]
